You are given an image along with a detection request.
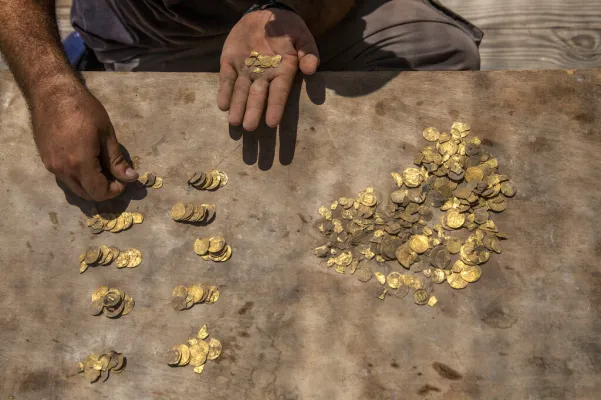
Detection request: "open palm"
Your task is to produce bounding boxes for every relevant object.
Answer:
[218,9,319,131]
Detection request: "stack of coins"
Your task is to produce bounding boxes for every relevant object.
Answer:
[171,284,219,311]
[90,286,135,318]
[138,172,163,189]
[193,236,232,262]
[170,202,216,224]
[244,50,282,74]
[75,350,126,383]
[79,246,142,273]
[187,169,228,191]
[86,211,144,234]
[166,325,222,375]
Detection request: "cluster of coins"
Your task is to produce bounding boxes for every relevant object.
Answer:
[193,236,232,262]
[86,211,144,234]
[244,50,282,74]
[138,172,163,189]
[166,325,222,375]
[76,350,126,383]
[170,202,216,224]
[90,286,135,318]
[171,283,220,311]
[188,169,228,191]
[314,122,515,305]
[79,246,142,273]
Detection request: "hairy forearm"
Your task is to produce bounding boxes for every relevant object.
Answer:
[0,0,82,108]
[281,0,355,36]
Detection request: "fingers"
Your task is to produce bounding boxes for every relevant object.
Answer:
[228,75,252,126]
[218,62,238,111]
[243,80,270,131]
[61,175,91,200]
[296,32,320,75]
[78,158,126,202]
[265,70,295,128]
[101,130,138,183]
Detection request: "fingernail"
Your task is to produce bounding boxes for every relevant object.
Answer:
[125,168,138,179]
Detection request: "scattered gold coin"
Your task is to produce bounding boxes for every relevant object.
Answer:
[187,169,228,191]
[79,246,142,272]
[138,172,163,189]
[244,51,282,73]
[171,283,219,311]
[166,325,221,374]
[86,210,144,234]
[314,122,515,307]
[170,202,216,224]
[90,286,135,318]
[194,236,232,262]
[76,350,126,383]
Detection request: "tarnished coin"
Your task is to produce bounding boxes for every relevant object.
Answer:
[166,347,181,366]
[357,268,373,282]
[84,247,102,265]
[413,289,429,305]
[172,285,188,299]
[394,285,410,299]
[90,299,104,316]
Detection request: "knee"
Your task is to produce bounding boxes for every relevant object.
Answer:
[413,23,481,71]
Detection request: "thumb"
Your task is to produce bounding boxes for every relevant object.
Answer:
[296,30,320,75]
[101,131,139,182]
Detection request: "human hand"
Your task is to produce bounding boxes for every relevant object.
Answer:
[32,86,139,201]
[218,8,319,131]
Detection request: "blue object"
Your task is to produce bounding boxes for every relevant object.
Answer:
[62,31,104,71]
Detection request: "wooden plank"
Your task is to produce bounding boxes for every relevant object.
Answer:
[442,0,601,29]
[1,70,601,399]
[479,28,601,70]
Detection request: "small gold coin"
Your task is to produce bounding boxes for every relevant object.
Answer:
[423,127,440,142]
[194,238,210,256]
[465,166,484,182]
[402,168,422,188]
[374,272,386,285]
[460,265,482,283]
[409,235,429,254]
[193,365,205,374]
[152,177,163,189]
[177,344,191,366]
[166,347,181,366]
[386,272,403,289]
[207,338,222,360]
[208,236,226,254]
[197,325,209,340]
[427,296,438,307]
[431,268,446,284]
[171,203,186,221]
[413,289,429,305]
[446,210,465,229]
[357,268,373,282]
[447,273,469,289]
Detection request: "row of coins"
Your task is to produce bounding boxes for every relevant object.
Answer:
[79,246,142,273]
[86,211,144,234]
[166,325,222,375]
[75,350,126,383]
[170,202,216,223]
[138,172,163,189]
[193,236,232,262]
[171,283,220,311]
[187,169,228,191]
[90,286,135,318]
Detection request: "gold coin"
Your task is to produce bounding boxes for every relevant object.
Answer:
[446,237,462,254]
[152,177,163,189]
[197,325,209,340]
[170,203,186,221]
[80,261,88,274]
[92,286,109,302]
[207,338,222,360]
[217,245,233,262]
[451,121,471,137]
[386,272,403,289]
[250,50,259,57]
[194,238,210,256]
[206,170,222,190]
[218,171,229,187]
[402,168,422,188]
[427,296,438,307]
[374,272,386,285]
[121,212,134,230]
[413,289,429,305]
[188,285,205,303]
[193,365,205,374]
[451,260,467,273]
[500,181,517,197]
[84,247,102,265]
[409,235,429,254]
[357,268,372,282]
[447,273,469,289]
[445,210,465,229]
[172,285,188,299]
[114,252,130,268]
[252,67,265,73]
[166,347,181,366]
[395,245,415,269]
[271,54,282,67]
[110,215,125,233]
[377,287,389,300]
[423,127,440,142]
[79,252,86,263]
[394,285,409,299]
[189,342,209,367]
[177,344,191,366]
[126,249,142,268]
[207,288,220,304]
[208,236,226,254]
[460,265,482,282]
[465,166,484,182]
[132,212,144,224]
[431,268,446,284]
[244,57,255,67]
[122,294,135,316]
[391,172,403,187]
[335,250,353,266]
[359,191,377,207]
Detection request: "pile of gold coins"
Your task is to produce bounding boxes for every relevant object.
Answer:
[170,202,217,224]
[244,50,282,74]
[188,169,228,191]
[138,172,163,189]
[166,325,222,375]
[171,283,220,311]
[314,122,515,306]
[193,236,232,262]
[86,211,144,234]
[90,286,135,318]
[79,246,142,273]
[76,350,126,383]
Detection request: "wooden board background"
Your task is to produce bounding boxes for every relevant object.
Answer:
[1,70,601,399]
[1,0,600,70]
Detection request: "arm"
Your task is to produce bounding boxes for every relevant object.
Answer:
[0,0,138,201]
